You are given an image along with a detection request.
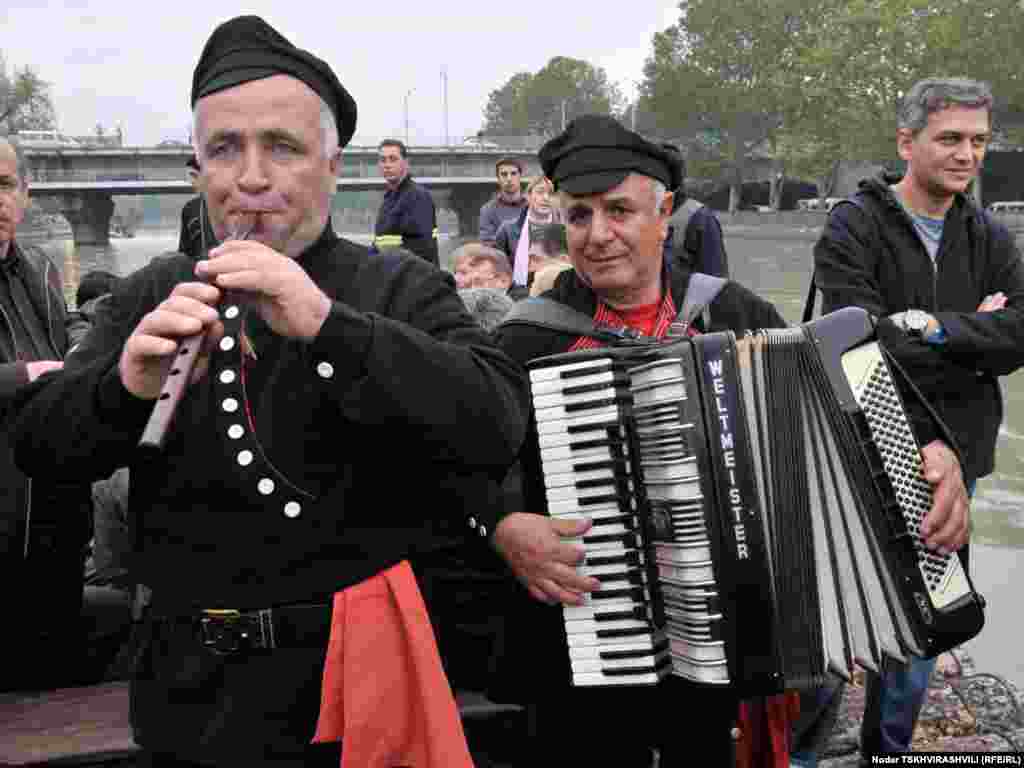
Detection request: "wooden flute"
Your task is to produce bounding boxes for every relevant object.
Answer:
[137,223,253,451]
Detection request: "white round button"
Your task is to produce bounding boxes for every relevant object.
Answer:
[258,478,275,495]
[227,424,244,439]
[284,501,302,518]
[468,517,477,529]
[316,361,334,379]
[222,398,239,413]
[237,450,254,466]
[220,336,236,352]
[224,306,240,320]
[220,370,236,384]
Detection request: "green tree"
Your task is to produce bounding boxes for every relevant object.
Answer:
[0,52,56,134]
[482,57,624,138]
[779,0,1024,197]
[642,0,819,211]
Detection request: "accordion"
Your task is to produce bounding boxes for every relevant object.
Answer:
[526,306,985,696]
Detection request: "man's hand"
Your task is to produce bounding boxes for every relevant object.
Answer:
[919,439,970,555]
[978,292,1007,313]
[26,360,63,382]
[196,240,331,342]
[492,512,602,606]
[119,282,224,399]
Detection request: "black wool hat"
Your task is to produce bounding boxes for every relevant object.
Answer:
[539,114,682,196]
[191,15,357,147]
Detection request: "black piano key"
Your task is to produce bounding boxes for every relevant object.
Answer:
[591,586,646,601]
[596,626,656,639]
[594,606,650,622]
[599,640,670,661]
[586,551,641,568]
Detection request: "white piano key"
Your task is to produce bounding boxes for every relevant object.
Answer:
[532,383,624,411]
[529,369,620,396]
[571,649,671,673]
[543,463,630,490]
[535,405,623,430]
[568,636,665,660]
[529,358,616,383]
[572,669,669,686]
[565,616,657,636]
[540,443,625,464]
[537,426,627,450]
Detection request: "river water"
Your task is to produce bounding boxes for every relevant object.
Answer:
[28,227,1024,687]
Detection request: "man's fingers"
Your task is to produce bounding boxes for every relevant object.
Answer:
[536,577,588,607]
[209,269,269,296]
[550,516,594,539]
[169,280,222,306]
[123,332,180,361]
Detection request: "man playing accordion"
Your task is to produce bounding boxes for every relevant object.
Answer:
[488,114,970,767]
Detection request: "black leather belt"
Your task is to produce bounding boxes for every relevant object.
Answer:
[195,603,332,655]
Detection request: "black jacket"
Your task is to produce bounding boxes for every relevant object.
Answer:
[11,224,529,608]
[0,241,92,562]
[372,175,439,266]
[813,175,1024,484]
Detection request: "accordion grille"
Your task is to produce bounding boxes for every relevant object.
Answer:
[854,353,963,607]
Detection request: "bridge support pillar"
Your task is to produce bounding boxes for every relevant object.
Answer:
[445,184,495,238]
[59,192,115,246]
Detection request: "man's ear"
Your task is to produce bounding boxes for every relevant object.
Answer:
[896,128,915,162]
[660,190,675,218]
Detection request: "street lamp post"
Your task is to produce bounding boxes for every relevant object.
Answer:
[404,88,414,145]
[441,69,449,147]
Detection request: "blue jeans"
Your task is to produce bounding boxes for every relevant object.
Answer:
[860,480,975,758]
[859,654,938,756]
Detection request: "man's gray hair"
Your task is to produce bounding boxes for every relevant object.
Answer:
[191,92,340,164]
[898,78,994,135]
[458,287,515,333]
[0,136,30,188]
[556,174,667,214]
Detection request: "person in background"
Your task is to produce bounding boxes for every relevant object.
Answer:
[372,138,440,265]
[0,135,93,692]
[479,157,527,246]
[527,259,572,298]
[665,159,729,278]
[452,241,513,293]
[495,175,560,290]
[813,76,1023,762]
[9,15,528,766]
[177,155,216,260]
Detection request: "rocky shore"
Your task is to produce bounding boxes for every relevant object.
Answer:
[820,649,1024,766]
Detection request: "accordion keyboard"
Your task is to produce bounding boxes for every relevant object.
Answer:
[529,355,671,686]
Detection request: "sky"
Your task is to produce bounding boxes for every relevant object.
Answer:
[0,1,681,147]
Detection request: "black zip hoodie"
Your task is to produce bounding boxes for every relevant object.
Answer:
[814,174,1024,483]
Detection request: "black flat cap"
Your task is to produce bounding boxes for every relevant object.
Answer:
[539,114,682,196]
[191,15,357,147]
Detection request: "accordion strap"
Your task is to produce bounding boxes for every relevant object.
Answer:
[879,345,965,468]
[499,272,728,342]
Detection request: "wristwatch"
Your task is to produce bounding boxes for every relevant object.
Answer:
[902,309,931,338]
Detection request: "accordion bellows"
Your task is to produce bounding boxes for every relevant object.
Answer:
[527,306,985,695]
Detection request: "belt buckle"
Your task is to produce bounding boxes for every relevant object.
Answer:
[199,608,275,655]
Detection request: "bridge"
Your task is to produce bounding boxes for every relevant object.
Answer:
[22,146,542,245]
